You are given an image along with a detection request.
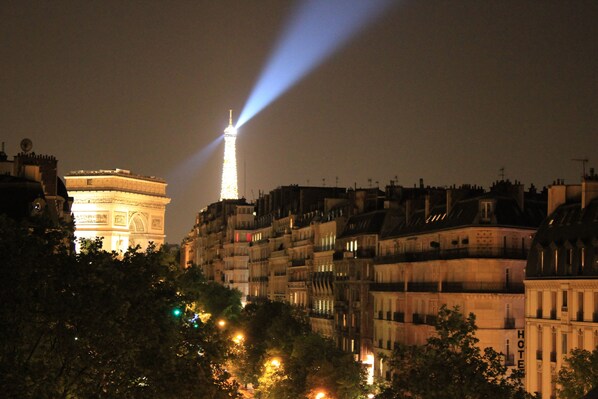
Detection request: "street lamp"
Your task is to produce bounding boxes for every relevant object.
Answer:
[232,333,244,345]
[270,358,281,368]
[315,392,327,399]
[217,319,226,328]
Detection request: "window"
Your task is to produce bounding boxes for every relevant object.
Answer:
[481,201,493,222]
[562,333,568,355]
[539,250,545,274]
[567,248,573,274]
[578,292,584,321]
[562,290,568,310]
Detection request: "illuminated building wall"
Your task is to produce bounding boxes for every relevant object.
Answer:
[220,112,238,200]
[370,184,546,382]
[525,175,598,398]
[65,169,170,253]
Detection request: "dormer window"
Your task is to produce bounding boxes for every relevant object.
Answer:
[481,200,493,222]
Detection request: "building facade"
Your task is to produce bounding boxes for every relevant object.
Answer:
[0,146,72,225]
[65,169,170,253]
[371,182,546,381]
[525,174,598,398]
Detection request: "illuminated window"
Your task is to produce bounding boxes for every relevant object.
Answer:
[481,201,493,222]
[539,250,544,274]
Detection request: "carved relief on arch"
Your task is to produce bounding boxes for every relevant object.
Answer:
[129,213,147,233]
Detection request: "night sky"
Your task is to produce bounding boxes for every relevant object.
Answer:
[2,1,597,243]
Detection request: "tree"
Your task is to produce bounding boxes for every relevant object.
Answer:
[556,348,598,399]
[0,214,239,398]
[175,264,243,322]
[235,300,366,399]
[380,305,532,399]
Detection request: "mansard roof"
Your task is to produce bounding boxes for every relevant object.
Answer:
[0,174,45,220]
[339,209,389,238]
[384,193,545,239]
[533,198,598,247]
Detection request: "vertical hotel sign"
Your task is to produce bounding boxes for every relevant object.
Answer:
[516,329,525,371]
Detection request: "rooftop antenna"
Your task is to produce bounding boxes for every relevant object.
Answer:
[572,157,589,178]
[499,167,505,181]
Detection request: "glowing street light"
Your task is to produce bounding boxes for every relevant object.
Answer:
[270,358,281,368]
[315,392,327,399]
[232,333,245,345]
[217,319,226,328]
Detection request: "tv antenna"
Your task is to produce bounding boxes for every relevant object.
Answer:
[572,158,589,178]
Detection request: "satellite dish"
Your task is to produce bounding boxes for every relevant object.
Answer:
[20,138,33,153]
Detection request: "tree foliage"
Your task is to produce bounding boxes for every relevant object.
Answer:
[235,300,366,399]
[0,214,239,398]
[379,305,532,399]
[556,348,598,399]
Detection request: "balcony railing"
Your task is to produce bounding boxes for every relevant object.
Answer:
[550,351,557,363]
[408,282,439,292]
[536,350,543,361]
[412,313,425,325]
[370,282,406,292]
[443,281,524,293]
[371,281,523,294]
[386,311,392,321]
[550,309,557,320]
[291,258,306,267]
[593,312,598,322]
[536,309,543,319]
[378,310,383,320]
[577,311,584,322]
[309,311,333,320]
[375,246,528,264]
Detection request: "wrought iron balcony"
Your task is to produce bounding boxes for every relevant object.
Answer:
[370,282,406,292]
[374,246,528,264]
[536,350,543,360]
[412,313,425,324]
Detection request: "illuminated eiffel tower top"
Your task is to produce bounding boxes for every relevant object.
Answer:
[220,110,238,200]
